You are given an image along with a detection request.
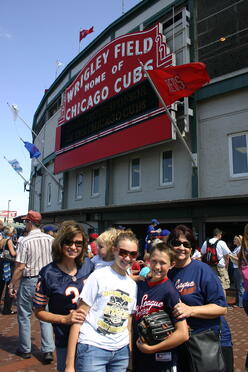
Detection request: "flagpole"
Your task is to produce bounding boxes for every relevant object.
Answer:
[36,158,63,189]
[79,29,81,53]
[4,156,30,185]
[7,102,38,138]
[139,61,197,168]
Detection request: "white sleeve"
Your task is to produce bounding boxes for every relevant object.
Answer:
[220,241,231,255]
[201,241,207,254]
[130,284,137,314]
[79,271,99,307]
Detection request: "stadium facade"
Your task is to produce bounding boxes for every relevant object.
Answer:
[28,0,248,243]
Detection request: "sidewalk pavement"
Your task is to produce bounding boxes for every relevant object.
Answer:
[0,303,247,371]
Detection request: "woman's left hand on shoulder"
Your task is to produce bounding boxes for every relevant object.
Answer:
[67,308,87,324]
[173,302,192,319]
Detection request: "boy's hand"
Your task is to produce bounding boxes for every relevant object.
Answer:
[136,337,153,354]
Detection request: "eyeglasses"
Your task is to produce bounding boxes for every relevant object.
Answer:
[119,248,138,258]
[63,240,84,248]
[173,240,191,248]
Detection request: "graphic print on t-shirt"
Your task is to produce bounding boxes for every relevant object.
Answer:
[97,289,131,335]
[174,278,196,296]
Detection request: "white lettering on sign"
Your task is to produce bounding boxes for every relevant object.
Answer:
[114,59,153,93]
[66,50,110,103]
[165,75,185,92]
[58,23,175,126]
[114,38,153,58]
[65,86,109,120]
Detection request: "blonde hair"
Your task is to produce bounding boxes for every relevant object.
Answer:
[4,226,15,236]
[97,228,120,252]
[234,235,243,246]
[114,229,139,249]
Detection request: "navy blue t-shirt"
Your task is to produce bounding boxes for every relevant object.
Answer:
[134,278,182,370]
[168,259,232,346]
[33,258,94,347]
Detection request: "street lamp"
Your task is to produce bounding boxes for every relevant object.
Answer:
[7,199,11,223]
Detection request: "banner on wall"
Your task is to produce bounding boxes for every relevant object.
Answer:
[55,23,175,173]
[58,24,174,126]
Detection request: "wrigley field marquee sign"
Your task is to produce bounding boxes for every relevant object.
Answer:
[55,23,175,172]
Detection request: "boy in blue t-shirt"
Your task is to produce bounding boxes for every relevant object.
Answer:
[133,243,189,372]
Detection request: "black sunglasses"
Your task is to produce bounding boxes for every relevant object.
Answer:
[119,248,138,258]
[63,240,84,248]
[173,240,191,248]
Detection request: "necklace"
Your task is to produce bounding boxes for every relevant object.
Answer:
[57,263,77,280]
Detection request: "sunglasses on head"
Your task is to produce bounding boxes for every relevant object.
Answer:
[118,248,138,258]
[63,239,84,248]
[173,240,191,248]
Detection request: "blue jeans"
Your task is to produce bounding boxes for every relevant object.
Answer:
[76,343,129,372]
[17,277,55,353]
[233,268,244,306]
[56,347,67,372]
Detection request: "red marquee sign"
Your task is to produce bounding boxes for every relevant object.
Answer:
[55,24,175,173]
[58,23,174,125]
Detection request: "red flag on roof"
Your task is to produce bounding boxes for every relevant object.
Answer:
[146,62,210,105]
[79,26,94,42]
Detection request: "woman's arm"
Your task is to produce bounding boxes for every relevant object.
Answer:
[136,319,189,354]
[65,301,91,372]
[229,254,239,263]
[172,302,227,320]
[34,306,87,325]
[7,239,16,257]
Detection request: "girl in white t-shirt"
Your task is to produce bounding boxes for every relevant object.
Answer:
[65,230,138,372]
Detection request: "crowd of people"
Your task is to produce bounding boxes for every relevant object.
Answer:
[0,212,247,372]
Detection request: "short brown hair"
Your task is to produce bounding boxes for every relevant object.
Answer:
[52,220,87,266]
[150,242,176,263]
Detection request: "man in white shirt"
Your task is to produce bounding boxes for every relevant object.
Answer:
[201,228,231,296]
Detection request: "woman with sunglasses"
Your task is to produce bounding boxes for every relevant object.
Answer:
[65,230,138,372]
[167,224,233,372]
[33,221,94,372]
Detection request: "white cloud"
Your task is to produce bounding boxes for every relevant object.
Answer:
[0,32,12,39]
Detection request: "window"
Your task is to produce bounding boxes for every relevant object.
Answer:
[47,183,52,205]
[91,169,100,195]
[75,173,84,199]
[58,178,63,203]
[229,133,248,177]
[160,151,173,185]
[130,158,141,190]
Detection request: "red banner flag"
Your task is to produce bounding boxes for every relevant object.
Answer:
[147,62,210,105]
[79,26,94,42]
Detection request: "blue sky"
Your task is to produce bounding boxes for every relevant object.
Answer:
[0,0,140,216]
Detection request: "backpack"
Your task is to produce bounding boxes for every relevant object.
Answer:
[202,239,220,266]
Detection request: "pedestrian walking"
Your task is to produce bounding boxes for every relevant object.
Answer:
[8,210,55,363]
[238,224,248,371]
[0,226,17,314]
[229,235,244,307]
[201,228,231,297]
